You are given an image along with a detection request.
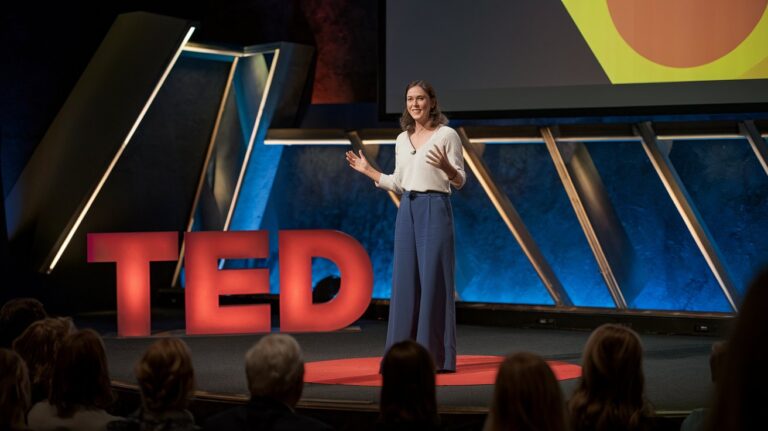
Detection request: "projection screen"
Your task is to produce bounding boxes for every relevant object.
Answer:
[382,0,768,117]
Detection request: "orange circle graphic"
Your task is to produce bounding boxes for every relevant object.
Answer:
[607,0,768,67]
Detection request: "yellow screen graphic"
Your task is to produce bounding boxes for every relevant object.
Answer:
[561,0,768,84]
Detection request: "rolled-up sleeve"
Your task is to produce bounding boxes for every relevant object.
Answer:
[376,172,403,194]
[375,143,404,194]
[445,130,466,189]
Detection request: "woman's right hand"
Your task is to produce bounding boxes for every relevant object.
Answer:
[345,149,370,174]
[346,149,383,183]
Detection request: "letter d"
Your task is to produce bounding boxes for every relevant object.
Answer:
[279,230,373,332]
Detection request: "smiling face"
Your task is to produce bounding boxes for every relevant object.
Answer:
[406,85,434,125]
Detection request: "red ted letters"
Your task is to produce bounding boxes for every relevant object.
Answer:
[88,230,373,337]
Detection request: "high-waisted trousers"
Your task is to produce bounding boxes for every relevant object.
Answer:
[384,190,457,371]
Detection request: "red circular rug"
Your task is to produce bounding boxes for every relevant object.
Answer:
[304,355,581,386]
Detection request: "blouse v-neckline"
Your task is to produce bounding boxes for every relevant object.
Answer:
[408,126,442,154]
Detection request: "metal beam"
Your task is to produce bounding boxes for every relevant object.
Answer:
[457,127,573,307]
[635,122,740,312]
[740,120,768,176]
[222,49,281,232]
[541,127,628,309]
[171,57,239,287]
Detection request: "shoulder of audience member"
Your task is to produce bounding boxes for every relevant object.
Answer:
[375,421,442,431]
[108,410,198,431]
[26,400,57,423]
[202,405,333,431]
[201,406,248,431]
[292,413,334,431]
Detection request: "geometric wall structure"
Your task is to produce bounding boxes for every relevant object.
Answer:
[4,11,766,316]
[261,121,768,314]
[171,43,313,285]
[2,12,313,311]
[5,12,195,274]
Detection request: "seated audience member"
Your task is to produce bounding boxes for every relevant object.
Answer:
[0,348,32,430]
[27,329,122,431]
[483,352,567,431]
[568,324,653,431]
[0,297,47,348]
[108,337,197,431]
[680,341,726,431]
[708,267,768,431]
[12,317,76,404]
[203,334,332,431]
[377,340,440,431]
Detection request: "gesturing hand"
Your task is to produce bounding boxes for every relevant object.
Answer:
[345,149,370,174]
[426,145,457,178]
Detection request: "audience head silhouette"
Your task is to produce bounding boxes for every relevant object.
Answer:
[379,340,438,427]
[135,337,195,414]
[13,317,76,404]
[204,334,331,431]
[709,266,768,431]
[484,352,566,431]
[0,297,47,348]
[245,334,304,406]
[49,328,114,417]
[568,323,652,431]
[0,348,31,430]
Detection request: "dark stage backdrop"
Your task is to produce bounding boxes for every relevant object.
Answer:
[2,0,377,198]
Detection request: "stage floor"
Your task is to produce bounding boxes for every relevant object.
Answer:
[97,318,718,414]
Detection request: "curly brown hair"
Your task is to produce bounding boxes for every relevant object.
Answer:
[13,317,76,403]
[135,337,195,414]
[399,80,449,133]
[0,348,30,429]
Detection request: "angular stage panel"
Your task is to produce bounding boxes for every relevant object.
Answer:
[4,12,195,273]
[221,51,282,233]
[668,138,768,295]
[585,140,732,312]
[450,153,556,306]
[176,44,314,286]
[44,54,233,311]
[477,142,614,308]
[257,144,398,298]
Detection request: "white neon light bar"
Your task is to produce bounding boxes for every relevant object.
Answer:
[182,43,245,57]
[361,139,397,145]
[263,139,351,145]
[469,137,544,144]
[556,136,639,143]
[656,134,744,141]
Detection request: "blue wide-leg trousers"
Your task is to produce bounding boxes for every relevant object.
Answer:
[385,191,457,371]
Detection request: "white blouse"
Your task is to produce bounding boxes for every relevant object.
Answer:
[376,126,466,194]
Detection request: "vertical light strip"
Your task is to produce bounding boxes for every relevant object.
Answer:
[740,120,768,176]
[540,127,627,309]
[222,49,280,232]
[636,122,739,312]
[458,127,571,307]
[171,56,239,287]
[47,26,196,273]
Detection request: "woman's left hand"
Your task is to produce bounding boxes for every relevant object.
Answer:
[426,145,457,179]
